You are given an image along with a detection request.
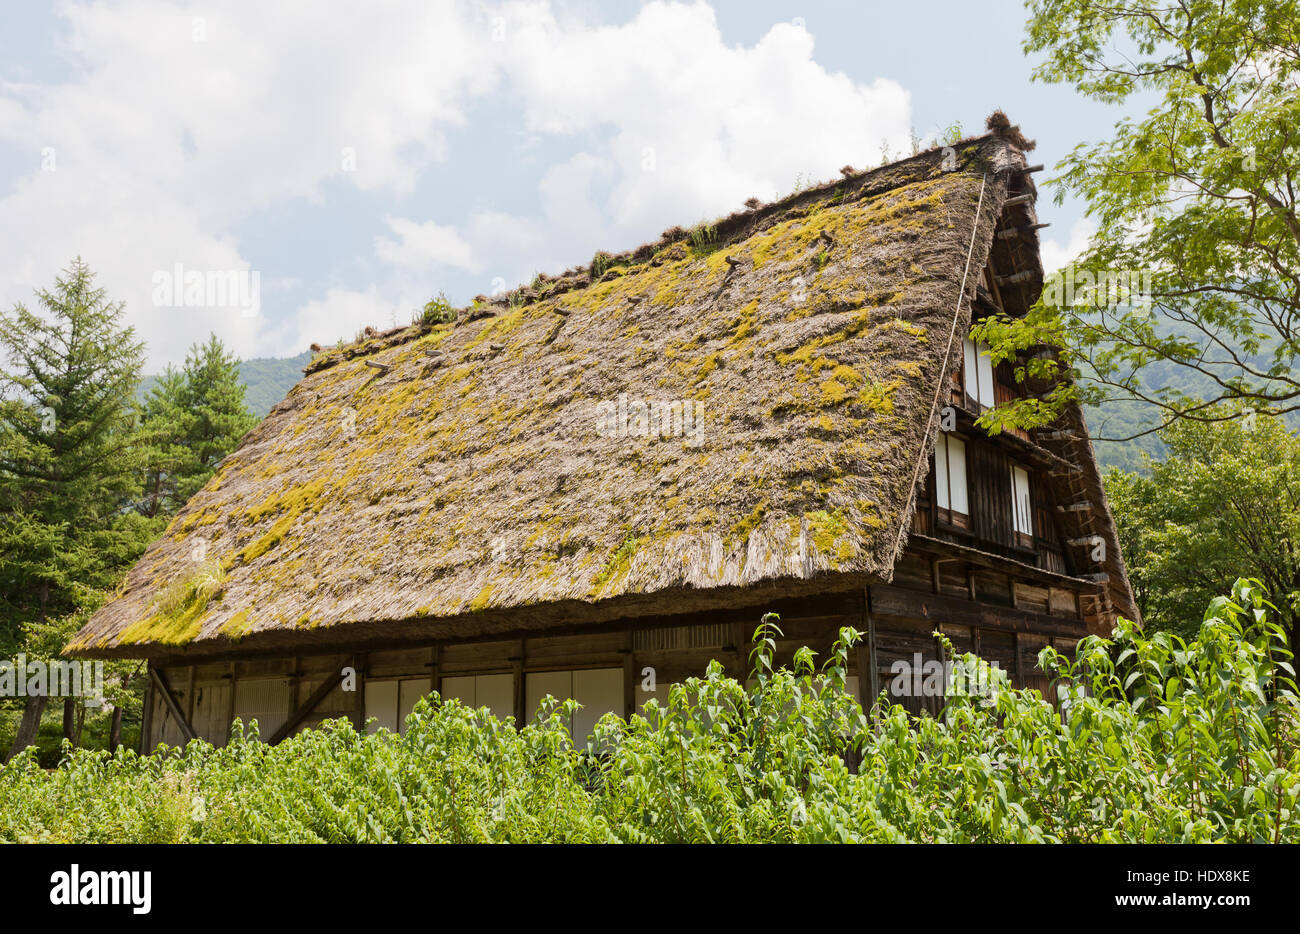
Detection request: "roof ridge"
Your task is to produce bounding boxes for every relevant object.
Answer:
[304,129,1018,376]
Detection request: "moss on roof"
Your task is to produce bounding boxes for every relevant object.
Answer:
[69,132,1035,657]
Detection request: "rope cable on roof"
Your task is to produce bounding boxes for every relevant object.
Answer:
[892,172,989,560]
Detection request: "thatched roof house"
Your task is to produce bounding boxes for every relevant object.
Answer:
[71,114,1137,747]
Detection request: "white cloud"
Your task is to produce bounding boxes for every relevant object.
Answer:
[276,285,416,351]
[0,0,494,366]
[0,0,916,368]
[376,216,478,273]
[1039,217,1096,274]
[501,3,912,236]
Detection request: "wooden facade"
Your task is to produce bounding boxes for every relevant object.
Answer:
[141,558,1090,749]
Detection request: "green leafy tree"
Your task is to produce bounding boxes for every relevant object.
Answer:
[0,259,155,758]
[138,335,256,518]
[1105,409,1300,659]
[975,0,1300,438]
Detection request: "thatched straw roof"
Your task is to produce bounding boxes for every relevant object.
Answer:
[71,127,1095,660]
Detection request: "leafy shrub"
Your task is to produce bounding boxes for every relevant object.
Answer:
[1,581,1295,843]
[418,293,456,326]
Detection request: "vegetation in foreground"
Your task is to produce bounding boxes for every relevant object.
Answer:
[0,581,1295,844]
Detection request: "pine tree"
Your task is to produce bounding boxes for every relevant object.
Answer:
[138,334,257,516]
[176,334,257,502]
[0,259,152,759]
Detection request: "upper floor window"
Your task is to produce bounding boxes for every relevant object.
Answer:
[934,432,969,528]
[1010,464,1033,544]
[963,336,995,410]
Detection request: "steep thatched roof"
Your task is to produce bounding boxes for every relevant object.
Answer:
[71,129,1077,659]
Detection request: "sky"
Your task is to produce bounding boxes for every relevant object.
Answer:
[0,0,1119,369]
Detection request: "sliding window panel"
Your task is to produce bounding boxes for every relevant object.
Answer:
[398,678,433,733]
[364,679,399,734]
[571,668,623,744]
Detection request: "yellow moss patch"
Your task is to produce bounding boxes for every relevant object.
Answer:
[819,377,849,405]
[592,533,638,595]
[730,500,768,543]
[805,509,855,563]
[220,609,253,640]
[468,586,494,612]
[120,561,225,646]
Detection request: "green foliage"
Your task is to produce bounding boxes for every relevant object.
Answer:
[418,293,457,327]
[1,265,253,761]
[1104,409,1300,654]
[590,251,613,279]
[977,0,1300,434]
[0,258,152,642]
[138,333,257,517]
[2,583,1295,843]
[688,223,718,258]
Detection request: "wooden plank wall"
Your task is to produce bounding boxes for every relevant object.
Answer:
[142,557,1089,750]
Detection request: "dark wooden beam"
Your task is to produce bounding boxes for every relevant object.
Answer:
[139,663,156,753]
[866,587,880,704]
[621,638,636,720]
[996,222,1050,240]
[268,667,346,744]
[150,665,196,742]
[994,269,1036,286]
[351,653,366,732]
[909,533,1099,593]
[512,640,526,726]
[870,583,1088,640]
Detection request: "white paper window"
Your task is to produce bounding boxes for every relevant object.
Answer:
[364,680,399,734]
[1011,465,1033,537]
[398,678,432,728]
[525,668,623,741]
[935,433,968,517]
[440,673,514,721]
[963,336,995,409]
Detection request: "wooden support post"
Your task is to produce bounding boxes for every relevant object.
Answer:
[287,656,301,722]
[140,663,156,754]
[268,665,347,745]
[150,665,197,742]
[185,665,196,734]
[428,645,441,696]
[731,620,748,682]
[934,631,948,717]
[224,662,236,744]
[866,587,880,706]
[1014,631,1025,689]
[622,634,636,720]
[352,653,366,732]
[512,640,526,727]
